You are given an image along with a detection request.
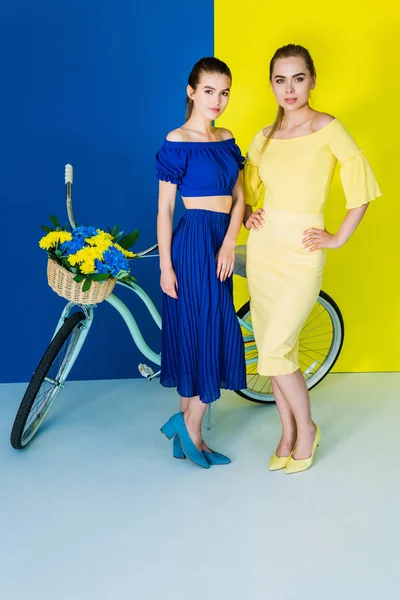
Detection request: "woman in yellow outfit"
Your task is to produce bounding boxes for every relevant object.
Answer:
[244,44,381,474]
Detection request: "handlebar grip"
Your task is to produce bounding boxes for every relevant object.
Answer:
[65,164,76,229]
[65,164,73,184]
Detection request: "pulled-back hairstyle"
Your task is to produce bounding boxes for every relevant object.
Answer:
[262,44,316,151]
[186,57,232,121]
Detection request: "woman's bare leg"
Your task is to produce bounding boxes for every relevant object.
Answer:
[271,378,297,457]
[183,395,208,451]
[272,371,317,460]
[180,397,189,413]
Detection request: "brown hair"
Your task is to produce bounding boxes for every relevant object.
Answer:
[262,44,316,151]
[185,57,232,121]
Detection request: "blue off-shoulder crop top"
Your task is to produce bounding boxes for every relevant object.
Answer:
[155,138,245,197]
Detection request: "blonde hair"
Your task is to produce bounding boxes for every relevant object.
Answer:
[262,44,316,152]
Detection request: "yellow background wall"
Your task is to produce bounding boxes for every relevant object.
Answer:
[215,0,399,371]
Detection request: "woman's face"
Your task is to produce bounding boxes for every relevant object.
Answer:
[188,72,231,120]
[270,56,315,112]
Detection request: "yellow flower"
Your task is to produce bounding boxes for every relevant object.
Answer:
[86,230,113,253]
[85,231,135,258]
[113,243,136,258]
[80,258,96,274]
[67,254,79,266]
[96,229,113,240]
[67,246,103,273]
[86,236,112,252]
[39,231,72,250]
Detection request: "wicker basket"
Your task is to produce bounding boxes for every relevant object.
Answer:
[47,259,116,304]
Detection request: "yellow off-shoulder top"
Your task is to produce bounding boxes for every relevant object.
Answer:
[244,118,381,213]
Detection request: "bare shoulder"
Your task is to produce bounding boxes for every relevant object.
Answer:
[312,112,336,132]
[215,127,234,140]
[165,128,187,142]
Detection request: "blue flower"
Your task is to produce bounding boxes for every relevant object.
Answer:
[73,225,98,239]
[101,246,129,277]
[60,236,86,254]
[94,259,109,274]
[60,225,100,255]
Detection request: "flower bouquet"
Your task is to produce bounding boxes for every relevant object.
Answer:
[39,215,139,304]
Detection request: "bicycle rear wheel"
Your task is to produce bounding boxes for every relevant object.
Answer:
[236,290,344,403]
[11,311,88,449]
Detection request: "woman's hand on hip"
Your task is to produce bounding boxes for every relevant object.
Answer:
[244,208,265,231]
[302,228,342,251]
[216,241,235,281]
[160,267,178,298]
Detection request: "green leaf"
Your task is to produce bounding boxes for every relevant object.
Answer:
[110,224,120,237]
[49,215,60,228]
[117,229,139,250]
[113,231,124,242]
[73,274,85,283]
[82,278,92,292]
[54,249,63,257]
[41,225,53,233]
[70,267,78,274]
[115,270,132,280]
[92,273,110,281]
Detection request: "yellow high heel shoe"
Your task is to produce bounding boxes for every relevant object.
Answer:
[285,425,321,474]
[269,451,292,471]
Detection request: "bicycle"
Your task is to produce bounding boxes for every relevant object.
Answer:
[10,165,344,449]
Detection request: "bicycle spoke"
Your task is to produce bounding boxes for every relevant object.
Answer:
[302,306,326,327]
[302,327,331,339]
[259,378,272,393]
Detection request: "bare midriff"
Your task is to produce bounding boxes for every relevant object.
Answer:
[182,196,232,214]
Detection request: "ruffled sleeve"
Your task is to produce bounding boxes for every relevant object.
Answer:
[328,120,381,209]
[244,133,265,207]
[155,142,188,185]
[233,142,245,171]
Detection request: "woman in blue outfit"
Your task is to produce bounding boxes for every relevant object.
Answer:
[156,57,246,468]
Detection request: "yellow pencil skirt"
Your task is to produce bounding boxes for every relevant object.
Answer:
[246,206,326,376]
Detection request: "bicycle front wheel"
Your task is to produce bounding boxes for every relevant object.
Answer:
[11,311,88,449]
[236,290,344,403]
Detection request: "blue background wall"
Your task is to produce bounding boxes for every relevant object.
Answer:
[0,0,214,383]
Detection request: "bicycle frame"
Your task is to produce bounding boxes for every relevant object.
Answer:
[106,281,161,366]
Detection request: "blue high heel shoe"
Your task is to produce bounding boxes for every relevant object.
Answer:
[160,412,210,469]
[173,433,231,465]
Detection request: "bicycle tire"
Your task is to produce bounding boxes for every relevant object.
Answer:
[236,290,344,404]
[10,311,87,449]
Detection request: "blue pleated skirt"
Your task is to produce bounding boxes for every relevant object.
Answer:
[161,209,246,404]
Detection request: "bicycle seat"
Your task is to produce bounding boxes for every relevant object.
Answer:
[233,245,247,278]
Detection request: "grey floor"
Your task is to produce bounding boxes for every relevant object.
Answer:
[0,373,399,600]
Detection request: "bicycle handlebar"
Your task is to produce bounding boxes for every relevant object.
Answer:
[136,244,159,257]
